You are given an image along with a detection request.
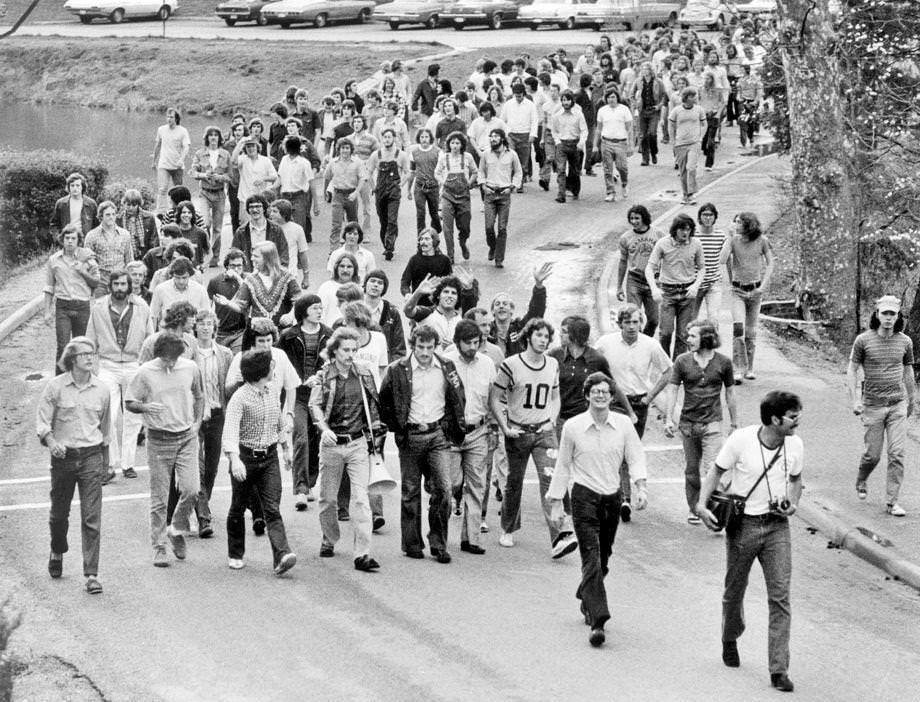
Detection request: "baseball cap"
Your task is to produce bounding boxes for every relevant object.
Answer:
[876,295,901,313]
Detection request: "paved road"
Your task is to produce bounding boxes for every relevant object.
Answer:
[9,17,720,49]
[3,127,920,700]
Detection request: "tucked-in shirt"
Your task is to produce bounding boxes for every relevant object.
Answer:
[494,353,559,426]
[44,249,97,301]
[716,425,804,515]
[149,279,210,330]
[501,98,539,138]
[222,382,284,453]
[226,347,299,406]
[670,352,734,424]
[197,345,222,410]
[327,368,366,435]
[551,109,588,144]
[443,350,496,425]
[548,347,612,419]
[36,372,111,448]
[594,332,672,396]
[647,237,704,285]
[596,104,633,140]
[325,157,366,191]
[208,275,246,336]
[547,411,647,499]
[410,145,440,186]
[850,331,914,406]
[127,357,202,432]
[478,148,523,190]
[728,234,771,285]
[620,227,663,275]
[408,355,446,424]
[237,154,278,202]
[278,154,314,193]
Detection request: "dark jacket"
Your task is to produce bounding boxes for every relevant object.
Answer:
[50,196,98,244]
[231,220,289,271]
[379,353,466,446]
[377,299,407,361]
[117,210,159,258]
[308,362,383,433]
[276,324,333,402]
[489,284,547,357]
[412,79,440,117]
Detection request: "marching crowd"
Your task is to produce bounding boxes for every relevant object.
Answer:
[31,17,916,693]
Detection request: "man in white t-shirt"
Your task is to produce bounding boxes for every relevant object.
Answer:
[594,88,634,203]
[232,137,279,226]
[153,108,191,215]
[697,391,804,694]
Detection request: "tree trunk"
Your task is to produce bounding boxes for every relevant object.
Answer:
[776,0,860,340]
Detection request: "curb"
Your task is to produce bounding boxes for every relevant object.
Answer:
[796,501,920,592]
[0,295,43,345]
[596,150,778,335]
[593,151,920,593]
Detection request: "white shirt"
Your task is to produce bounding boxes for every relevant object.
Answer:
[278,154,314,193]
[443,349,496,424]
[237,154,277,202]
[317,279,343,326]
[408,354,446,424]
[156,124,191,170]
[716,426,804,515]
[424,308,462,349]
[548,410,647,499]
[596,104,633,141]
[354,331,389,388]
[594,332,672,396]
[226,347,299,405]
[501,98,539,138]
[281,221,308,276]
[327,247,376,282]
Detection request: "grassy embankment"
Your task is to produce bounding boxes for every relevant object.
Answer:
[0,36,590,116]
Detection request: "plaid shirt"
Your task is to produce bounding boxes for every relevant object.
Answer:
[222,382,283,453]
[84,225,134,272]
[123,213,148,255]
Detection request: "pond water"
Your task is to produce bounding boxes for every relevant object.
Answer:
[0,102,228,180]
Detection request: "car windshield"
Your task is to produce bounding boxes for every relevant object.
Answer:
[687,0,720,7]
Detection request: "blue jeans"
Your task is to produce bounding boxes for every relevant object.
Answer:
[502,428,573,544]
[319,438,373,558]
[54,299,90,375]
[148,429,199,550]
[731,286,762,374]
[292,396,319,495]
[572,483,622,629]
[679,420,723,511]
[413,182,441,234]
[857,401,907,504]
[483,191,511,265]
[227,449,291,567]
[659,288,697,358]
[49,447,104,576]
[195,409,224,526]
[448,426,490,546]
[626,273,658,338]
[723,515,792,674]
[397,428,453,554]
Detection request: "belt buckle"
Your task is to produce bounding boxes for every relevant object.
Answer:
[252,447,269,458]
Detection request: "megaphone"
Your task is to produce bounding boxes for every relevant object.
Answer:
[367,453,397,495]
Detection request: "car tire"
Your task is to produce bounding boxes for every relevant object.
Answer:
[79,15,93,23]
[224,17,236,26]
[255,11,268,25]
[560,17,574,29]
[109,8,125,23]
[681,23,689,29]
[529,23,538,30]
[425,14,438,29]
[157,5,171,21]
[623,21,632,31]
[357,8,370,23]
[453,21,463,30]
[280,21,291,28]
[314,12,328,27]
[389,20,400,29]
[489,13,502,29]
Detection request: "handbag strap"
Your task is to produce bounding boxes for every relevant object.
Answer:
[742,442,785,501]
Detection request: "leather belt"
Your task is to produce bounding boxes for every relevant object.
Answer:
[147,427,193,440]
[333,430,365,444]
[602,137,627,142]
[732,281,762,292]
[661,282,692,291]
[463,418,486,432]
[742,513,787,522]
[406,421,440,434]
[63,444,103,458]
[509,420,551,433]
[240,443,277,459]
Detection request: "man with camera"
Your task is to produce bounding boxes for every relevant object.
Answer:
[697,391,804,693]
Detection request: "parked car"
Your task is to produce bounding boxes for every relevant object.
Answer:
[374,0,454,28]
[63,0,177,23]
[215,0,274,25]
[584,0,679,31]
[261,0,377,26]
[733,0,776,20]
[518,0,596,30]
[678,0,736,29]
[441,0,531,30]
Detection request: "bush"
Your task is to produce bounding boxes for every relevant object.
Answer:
[101,178,157,212]
[0,150,108,270]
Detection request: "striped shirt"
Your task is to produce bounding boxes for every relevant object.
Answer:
[850,331,914,406]
[222,382,283,453]
[494,353,559,426]
[696,228,726,285]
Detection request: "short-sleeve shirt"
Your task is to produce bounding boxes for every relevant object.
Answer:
[494,353,560,425]
[697,228,726,285]
[729,234,771,285]
[127,357,202,432]
[647,236,704,285]
[716,425,804,515]
[850,330,914,406]
[619,227,663,275]
[354,331,389,388]
[410,145,440,186]
[670,351,734,423]
[156,124,191,170]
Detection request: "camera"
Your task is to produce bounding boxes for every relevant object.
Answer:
[769,498,791,513]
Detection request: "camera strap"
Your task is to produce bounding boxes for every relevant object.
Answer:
[757,435,787,505]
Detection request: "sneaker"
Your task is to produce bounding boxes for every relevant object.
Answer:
[48,552,63,578]
[228,558,245,570]
[704,166,713,172]
[460,240,470,260]
[122,467,138,479]
[770,673,795,693]
[499,532,514,548]
[153,548,169,568]
[589,627,606,648]
[295,494,309,512]
[306,488,316,502]
[167,525,187,560]
[274,552,297,577]
[687,512,702,525]
[733,373,743,385]
[604,194,615,202]
[722,640,740,667]
[856,482,868,500]
[887,503,907,517]
[337,510,350,522]
[620,501,632,523]
[373,516,386,532]
[480,521,490,534]
[85,576,103,595]
[744,371,756,380]
[320,544,335,558]
[551,532,578,559]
